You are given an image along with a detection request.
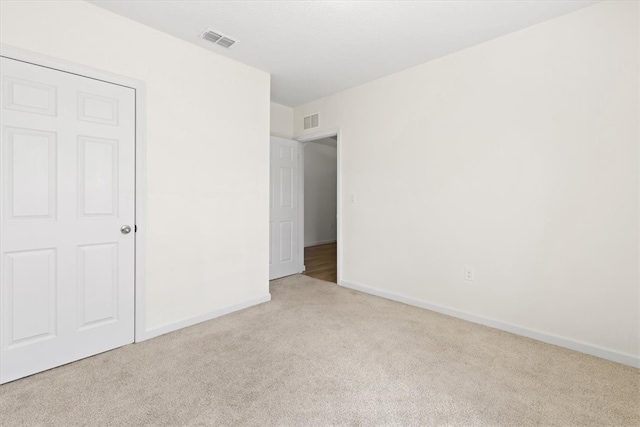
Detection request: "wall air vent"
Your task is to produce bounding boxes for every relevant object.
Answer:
[201,29,236,49]
[303,113,320,130]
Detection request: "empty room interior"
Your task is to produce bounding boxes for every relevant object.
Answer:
[0,0,638,426]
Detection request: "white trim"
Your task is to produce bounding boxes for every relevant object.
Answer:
[339,279,640,368]
[0,44,143,92]
[142,294,272,341]
[298,141,306,274]
[296,127,342,284]
[304,239,337,248]
[0,44,149,343]
[133,86,148,343]
[297,127,340,143]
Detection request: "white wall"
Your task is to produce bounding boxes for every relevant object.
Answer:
[270,102,294,139]
[304,140,337,247]
[1,1,271,335]
[294,1,639,365]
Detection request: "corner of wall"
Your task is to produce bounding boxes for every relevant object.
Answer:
[270,102,294,139]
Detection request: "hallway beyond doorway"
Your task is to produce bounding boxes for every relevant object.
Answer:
[303,243,337,283]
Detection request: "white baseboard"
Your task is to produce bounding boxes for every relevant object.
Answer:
[140,294,271,341]
[304,239,337,248]
[339,280,639,368]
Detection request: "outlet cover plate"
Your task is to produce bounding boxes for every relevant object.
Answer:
[464,267,474,281]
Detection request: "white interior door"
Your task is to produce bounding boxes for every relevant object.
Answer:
[270,137,300,280]
[0,57,136,384]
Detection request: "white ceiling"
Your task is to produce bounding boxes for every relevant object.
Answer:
[90,0,598,107]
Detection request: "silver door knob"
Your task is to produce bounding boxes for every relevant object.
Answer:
[121,225,132,234]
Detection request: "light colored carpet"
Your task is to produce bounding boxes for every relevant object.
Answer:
[1,274,638,426]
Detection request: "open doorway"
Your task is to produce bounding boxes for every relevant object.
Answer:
[301,136,337,283]
[269,131,340,284]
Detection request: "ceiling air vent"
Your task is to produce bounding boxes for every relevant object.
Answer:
[303,113,320,130]
[201,29,236,49]
[201,30,222,43]
[217,37,236,48]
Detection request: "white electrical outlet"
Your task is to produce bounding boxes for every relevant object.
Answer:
[464,267,474,281]
[350,193,357,204]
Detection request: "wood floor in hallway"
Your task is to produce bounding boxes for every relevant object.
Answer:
[303,242,337,283]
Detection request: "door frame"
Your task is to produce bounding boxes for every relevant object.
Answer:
[296,128,342,284]
[0,45,148,344]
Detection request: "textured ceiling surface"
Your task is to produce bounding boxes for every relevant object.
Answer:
[90,0,598,106]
